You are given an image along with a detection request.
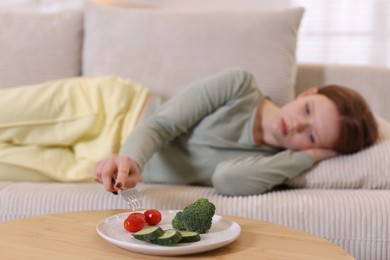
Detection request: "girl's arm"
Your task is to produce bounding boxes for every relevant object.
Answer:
[211,150,314,196]
[95,68,260,191]
[120,68,258,171]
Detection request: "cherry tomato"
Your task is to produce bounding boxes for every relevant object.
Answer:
[124,212,146,232]
[143,209,162,225]
[129,212,146,221]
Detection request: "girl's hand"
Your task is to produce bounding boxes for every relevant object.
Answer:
[304,148,339,163]
[93,154,141,193]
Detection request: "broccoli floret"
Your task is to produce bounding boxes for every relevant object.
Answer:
[171,211,186,230]
[171,198,216,234]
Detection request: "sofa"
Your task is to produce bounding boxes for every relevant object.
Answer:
[1,1,389,260]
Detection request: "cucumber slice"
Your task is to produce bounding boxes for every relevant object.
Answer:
[179,231,201,243]
[133,226,164,242]
[151,229,182,246]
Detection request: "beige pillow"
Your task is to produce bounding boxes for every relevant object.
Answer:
[83,3,304,105]
[0,8,82,88]
[286,115,390,189]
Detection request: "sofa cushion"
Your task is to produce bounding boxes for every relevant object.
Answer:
[0,8,83,89]
[83,3,304,106]
[287,115,390,189]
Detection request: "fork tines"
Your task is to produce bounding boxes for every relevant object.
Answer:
[119,188,142,211]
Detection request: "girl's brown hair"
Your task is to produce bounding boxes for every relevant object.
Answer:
[317,85,378,154]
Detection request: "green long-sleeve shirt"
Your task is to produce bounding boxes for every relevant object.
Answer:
[120,68,313,196]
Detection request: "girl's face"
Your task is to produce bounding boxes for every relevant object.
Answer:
[269,93,340,151]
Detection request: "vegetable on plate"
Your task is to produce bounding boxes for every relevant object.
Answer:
[172,198,216,234]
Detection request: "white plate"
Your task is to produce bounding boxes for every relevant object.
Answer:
[96,210,241,256]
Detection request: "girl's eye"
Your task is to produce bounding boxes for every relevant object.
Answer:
[305,104,310,115]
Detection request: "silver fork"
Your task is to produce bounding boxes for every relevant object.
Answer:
[111,178,142,211]
[118,188,143,211]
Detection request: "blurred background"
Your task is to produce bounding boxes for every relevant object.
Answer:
[1,0,389,68]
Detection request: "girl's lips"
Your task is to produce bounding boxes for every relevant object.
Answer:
[281,119,288,136]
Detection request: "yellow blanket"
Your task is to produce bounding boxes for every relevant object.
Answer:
[0,76,149,182]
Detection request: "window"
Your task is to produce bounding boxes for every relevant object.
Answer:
[291,0,390,67]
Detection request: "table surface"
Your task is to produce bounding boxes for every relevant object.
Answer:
[0,210,354,259]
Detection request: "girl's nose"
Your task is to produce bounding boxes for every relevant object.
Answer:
[292,119,309,132]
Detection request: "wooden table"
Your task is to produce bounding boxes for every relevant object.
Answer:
[0,210,354,259]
